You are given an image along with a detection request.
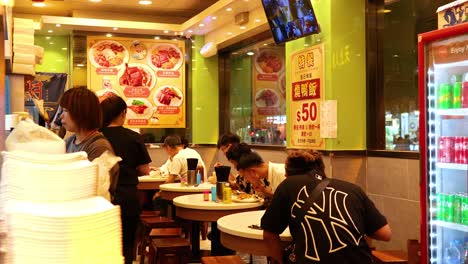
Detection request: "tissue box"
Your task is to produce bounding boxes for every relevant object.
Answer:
[437,0,468,29]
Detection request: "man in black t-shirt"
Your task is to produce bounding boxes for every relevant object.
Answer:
[261,150,391,264]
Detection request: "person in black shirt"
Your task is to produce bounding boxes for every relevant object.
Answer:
[100,95,152,264]
[261,149,391,264]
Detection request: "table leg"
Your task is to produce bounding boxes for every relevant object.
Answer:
[210,222,235,256]
[191,220,200,257]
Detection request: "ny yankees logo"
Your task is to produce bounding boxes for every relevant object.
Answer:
[291,186,363,261]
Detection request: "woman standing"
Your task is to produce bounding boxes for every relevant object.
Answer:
[100,95,152,264]
[59,87,119,195]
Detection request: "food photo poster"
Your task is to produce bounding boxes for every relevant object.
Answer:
[251,47,286,128]
[87,36,186,128]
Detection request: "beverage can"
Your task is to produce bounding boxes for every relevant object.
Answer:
[223,186,232,203]
[462,194,468,225]
[439,136,455,163]
[454,137,462,164]
[438,83,452,109]
[446,193,455,222]
[437,193,446,221]
[463,137,468,164]
[203,191,209,201]
[453,194,462,223]
[211,186,217,202]
[453,82,462,108]
[461,73,468,108]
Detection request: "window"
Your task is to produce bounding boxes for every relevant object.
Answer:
[367,0,452,152]
[220,38,286,146]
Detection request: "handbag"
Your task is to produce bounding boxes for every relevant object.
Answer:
[283,175,331,263]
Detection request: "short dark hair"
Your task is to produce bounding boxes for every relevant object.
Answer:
[59,87,102,131]
[217,133,241,149]
[163,135,182,148]
[285,149,325,177]
[226,143,251,163]
[100,95,127,127]
[236,150,264,170]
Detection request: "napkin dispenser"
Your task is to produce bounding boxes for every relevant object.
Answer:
[215,166,230,202]
[186,158,198,186]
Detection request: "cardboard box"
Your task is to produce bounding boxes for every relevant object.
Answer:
[437,0,468,29]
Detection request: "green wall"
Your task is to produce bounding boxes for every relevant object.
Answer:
[34,35,70,75]
[229,55,252,142]
[286,0,366,150]
[191,35,219,144]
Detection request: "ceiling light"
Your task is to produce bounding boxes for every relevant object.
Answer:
[138,0,152,5]
[106,33,112,37]
[32,0,45,7]
[62,47,67,50]
[263,43,268,46]
[45,36,51,40]
[76,64,85,67]
[89,0,102,2]
[164,30,169,33]
[187,30,193,33]
[172,38,178,41]
[49,42,54,45]
[56,24,61,27]
[212,16,217,20]
[199,23,205,27]
[154,36,160,40]
[226,7,233,11]
[246,51,254,56]
[240,26,246,30]
[255,19,261,23]
[47,30,53,33]
[113,27,118,31]
[227,32,232,35]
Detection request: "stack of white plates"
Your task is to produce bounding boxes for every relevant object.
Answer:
[7,197,123,264]
[1,159,97,204]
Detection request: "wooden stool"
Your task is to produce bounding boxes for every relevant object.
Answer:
[149,227,182,238]
[372,250,408,264]
[201,255,246,264]
[138,216,179,264]
[140,210,161,218]
[151,237,191,264]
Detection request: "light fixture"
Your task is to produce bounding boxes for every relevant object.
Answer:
[255,19,261,23]
[212,16,217,20]
[62,47,67,50]
[226,7,232,11]
[164,30,169,33]
[199,23,205,27]
[76,64,85,67]
[47,30,53,33]
[89,0,102,2]
[187,30,193,33]
[106,33,112,37]
[32,0,45,7]
[56,24,61,27]
[138,0,152,5]
[45,36,51,40]
[113,27,118,31]
[246,51,254,56]
[227,32,232,35]
[240,26,246,30]
[154,36,160,40]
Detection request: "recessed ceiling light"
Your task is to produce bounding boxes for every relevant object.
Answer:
[56,24,61,27]
[255,19,261,23]
[154,36,160,40]
[240,26,246,29]
[227,32,232,35]
[49,42,54,45]
[212,16,217,20]
[304,43,309,47]
[32,2,46,7]
[246,51,254,56]
[106,33,112,37]
[199,23,205,27]
[263,43,268,46]
[172,38,178,41]
[89,0,101,2]
[62,47,67,50]
[226,7,233,11]
[113,27,118,31]
[45,36,51,40]
[164,30,169,33]
[138,0,152,5]
[47,30,53,33]
[76,64,85,67]
[187,29,193,33]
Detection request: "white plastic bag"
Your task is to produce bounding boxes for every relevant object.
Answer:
[92,151,121,201]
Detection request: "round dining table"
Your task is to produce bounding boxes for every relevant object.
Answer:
[137,175,167,190]
[173,193,263,257]
[217,210,292,256]
[159,182,214,200]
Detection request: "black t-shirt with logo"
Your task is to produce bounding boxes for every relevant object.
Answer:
[261,174,387,264]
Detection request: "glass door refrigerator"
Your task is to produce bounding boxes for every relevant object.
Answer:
[419,22,468,264]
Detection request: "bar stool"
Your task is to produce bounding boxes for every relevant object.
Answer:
[144,227,182,263]
[201,255,246,264]
[138,216,179,264]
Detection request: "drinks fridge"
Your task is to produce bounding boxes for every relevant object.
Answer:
[419,22,468,264]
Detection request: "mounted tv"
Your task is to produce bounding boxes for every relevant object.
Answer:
[261,0,320,44]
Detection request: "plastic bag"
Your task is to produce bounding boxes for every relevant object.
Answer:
[5,119,65,154]
[92,151,121,202]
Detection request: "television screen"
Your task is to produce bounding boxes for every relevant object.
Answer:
[261,0,320,44]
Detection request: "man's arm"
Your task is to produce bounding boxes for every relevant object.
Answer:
[263,230,284,264]
[368,224,391,241]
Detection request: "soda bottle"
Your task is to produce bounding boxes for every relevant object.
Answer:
[446,194,455,222]
[452,74,463,108]
[454,194,462,223]
[437,193,447,221]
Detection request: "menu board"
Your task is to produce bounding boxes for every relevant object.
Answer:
[87,36,186,128]
[289,44,324,149]
[252,48,286,126]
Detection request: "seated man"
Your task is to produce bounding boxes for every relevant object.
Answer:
[158,135,207,183]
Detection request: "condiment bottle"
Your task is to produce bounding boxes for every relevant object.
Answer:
[203,190,209,201]
[223,186,232,204]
